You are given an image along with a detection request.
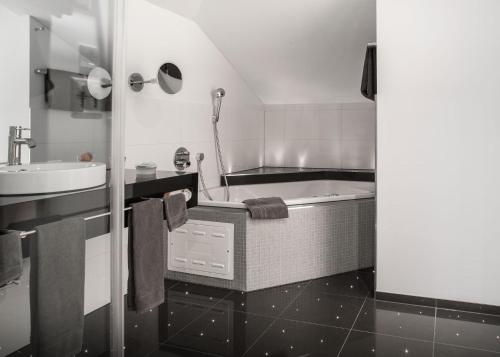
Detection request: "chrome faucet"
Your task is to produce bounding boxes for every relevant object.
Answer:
[8,126,36,165]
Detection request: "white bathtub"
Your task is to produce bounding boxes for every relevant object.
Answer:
[198,180,375,209]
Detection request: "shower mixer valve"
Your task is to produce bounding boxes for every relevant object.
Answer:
[174,147,191,171]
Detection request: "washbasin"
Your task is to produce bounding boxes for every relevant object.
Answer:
[0,162,106,195]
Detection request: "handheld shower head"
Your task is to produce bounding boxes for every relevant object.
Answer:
[215,88,225,98]
[213,88,226,123]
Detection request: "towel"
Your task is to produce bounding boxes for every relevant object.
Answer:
[31,217,86,357]
[243,197,289,219]
[361,44,377,101]
[128,199,165,313]
[163,193,188,232]
[0,230,23,287]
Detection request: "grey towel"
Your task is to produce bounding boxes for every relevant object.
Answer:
[163,193,188,232]
[243,197,289,219]
[0,230,23,287]
[361,44,377,101]
[31,217,86,357]
[128,199,165,313]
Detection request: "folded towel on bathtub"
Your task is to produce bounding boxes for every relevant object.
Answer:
[243,197,289,219]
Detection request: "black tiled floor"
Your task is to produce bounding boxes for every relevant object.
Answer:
[11,268,500,357]
[150,345,217,357]
[435,309,500,353]
[353,299,436,341]
[306,270,372,298]
[159,299,210,338]
[434,343,500,357]
[244,318,348,357]
[214,281,307,317]
[168,282,230,307]
[281,290,365,328]
[339,330,433,357]
[165,306,274,356]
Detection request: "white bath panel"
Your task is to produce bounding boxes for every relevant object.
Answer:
[167,220,234,280]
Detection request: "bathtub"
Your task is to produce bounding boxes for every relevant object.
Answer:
[166,180,375,292]
[198,180,375,208]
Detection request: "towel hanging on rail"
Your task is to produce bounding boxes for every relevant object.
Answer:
[361,43,377,101]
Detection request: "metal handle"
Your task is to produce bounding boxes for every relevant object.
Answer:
[174,147,191,171]
[128,73,157,92]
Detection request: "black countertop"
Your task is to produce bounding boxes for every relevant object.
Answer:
[223,167,375,185]
[0,169,198,244]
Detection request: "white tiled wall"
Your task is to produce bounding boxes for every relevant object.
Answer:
[125,98,264,189]
[124,1,264,190]
[264,102,376,169]
[31,109,111,164]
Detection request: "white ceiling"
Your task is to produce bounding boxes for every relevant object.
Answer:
[151,0,376,104]
[200,0,375,104]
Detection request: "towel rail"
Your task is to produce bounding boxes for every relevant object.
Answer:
[10,188,191,239]
[18,207,133,239]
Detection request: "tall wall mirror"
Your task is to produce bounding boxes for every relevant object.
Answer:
[0,1,113,167]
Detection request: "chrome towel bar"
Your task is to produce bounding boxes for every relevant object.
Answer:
[11,189,191,239]
[18,207,132,239]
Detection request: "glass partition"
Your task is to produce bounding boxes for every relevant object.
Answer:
[0,1,125,356]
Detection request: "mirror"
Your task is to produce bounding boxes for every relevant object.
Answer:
[157,62,183,94]
[0,4,113,167]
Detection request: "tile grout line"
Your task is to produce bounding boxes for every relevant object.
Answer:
[349,328,434,344]
[241,280,313,357]
[377,297,500,318]
[434,341,500,355]
[336,295,368,357]
[437,306,500,318]
[165,289,234,342]
[432,306,437,357]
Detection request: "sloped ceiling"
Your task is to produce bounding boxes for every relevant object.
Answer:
[151,0,376,104]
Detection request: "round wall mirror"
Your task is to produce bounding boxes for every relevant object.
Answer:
[157,63,183,94]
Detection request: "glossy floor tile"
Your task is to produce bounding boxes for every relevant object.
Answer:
[435,309,500,353]
[354,299,435,341]
[306,269,372,298]
[281,290,365,328]
[168,282,231,307]
[159,299,210,339]
[244,318,348,357]
[166,306,274,356]
[434,343,500,357]
[11,269,500,357]
[339,330,433,357]
[151,345,217,357]
[215,281,307,317]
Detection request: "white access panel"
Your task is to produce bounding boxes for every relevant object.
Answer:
[167,219,234,280]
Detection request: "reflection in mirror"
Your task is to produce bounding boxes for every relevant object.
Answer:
[0,1,116,356]
[0,2,112,167]
[157,62,183,94]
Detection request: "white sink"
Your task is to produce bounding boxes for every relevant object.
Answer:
[0,162,107,195]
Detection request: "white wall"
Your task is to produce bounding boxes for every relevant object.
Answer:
[377,0,500,306]
[195,0,376,104]
[0,5,30,163]
[124,0,264,189]
[265,103,375,169]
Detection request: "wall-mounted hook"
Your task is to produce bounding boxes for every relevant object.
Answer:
[128,73,157,92]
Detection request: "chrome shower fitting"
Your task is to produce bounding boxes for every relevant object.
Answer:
[196,153,213,201]
[211,88,230,201]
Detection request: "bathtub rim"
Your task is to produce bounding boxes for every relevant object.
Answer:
[198,192,375,209]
